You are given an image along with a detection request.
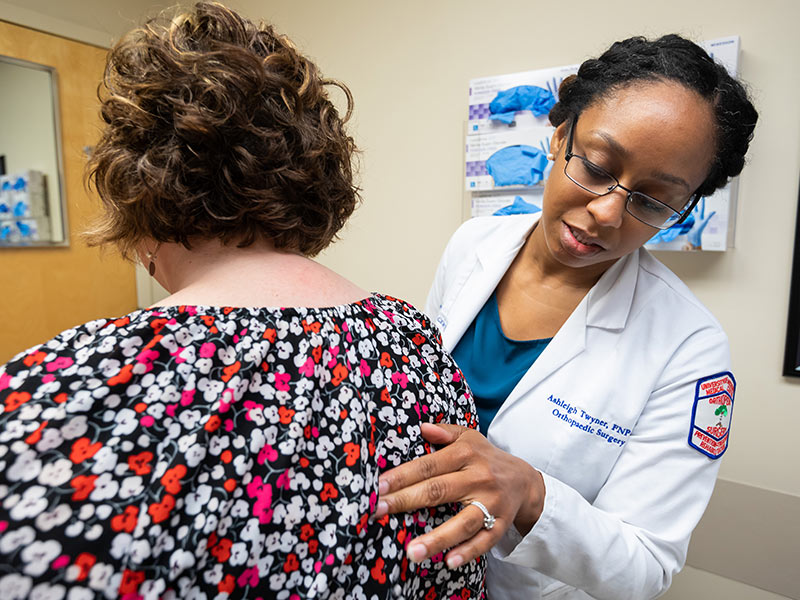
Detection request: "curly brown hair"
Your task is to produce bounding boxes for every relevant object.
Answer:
[86,2,359,258]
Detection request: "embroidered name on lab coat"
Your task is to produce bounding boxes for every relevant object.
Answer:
[547,394,631,447]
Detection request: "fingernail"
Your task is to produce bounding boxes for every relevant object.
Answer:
[446,554,464,569]
[407,542,427,563]
[374,501,388,517]
[378,479,389,495]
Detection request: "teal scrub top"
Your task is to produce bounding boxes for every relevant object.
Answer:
[452,291,551,435]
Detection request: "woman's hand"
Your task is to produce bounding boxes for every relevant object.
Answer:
[374,422,545,569]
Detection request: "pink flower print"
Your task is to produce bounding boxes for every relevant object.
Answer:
[199,343,216,358]
[46,356,74,372]
[246,477,273,524]
[41,374,55,383]
[363,299,376,313]
[276,469,291,490]
[135,349,159,373]
[382,310,396,323]
[359,359,371,377]
[185,306,197,316]
[256,444,277,465]
[391,372,409,389]
[52,554,70,569]
[180,389,195,407]
[298,357,315,377]
[219,388,236,413]
[0,373,12,391]
[376,455,387,468]
[274,372,291,392]
[452,370,461,382]
[327,347,339,368]
[170,347,187,364]
[237,565,260,588]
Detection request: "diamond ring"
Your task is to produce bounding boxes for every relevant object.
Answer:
[468,500,496,530]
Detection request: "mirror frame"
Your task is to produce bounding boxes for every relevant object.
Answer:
[0,54,69,248]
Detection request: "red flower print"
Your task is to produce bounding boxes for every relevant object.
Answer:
[331,363,349,386]
[118,569,145,595]
[320,482,338,502]
[218,574,235,594]
[380,388,392,404]
[301,319,321,334]
[308,539,319,554]
[379,352,393,367]
[204,415,221,432]
[74,552,97,581]
[283,553,300,573]
[4,391,31,412]
[299,524,314,541]
[22,350,46,367]
[24,421,48,445]
[210,537,232,562]
[263,327,276,342]
[312,346,322,364]
[128,451,154,475]
[160,464,187,494]
[69,437,103,464]
[221,361,241,383]
[111,505,139,533]
[343,442,360,467]
[278,406,295,425]
[412,333,426,346]
[70,474,98,501]
[108,364,134,387]
[147,494,175,523]
[370,557,387,584]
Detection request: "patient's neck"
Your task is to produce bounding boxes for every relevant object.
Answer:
[148,237,367,309]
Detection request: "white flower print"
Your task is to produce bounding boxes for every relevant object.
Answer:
[35,504,71,532]
[7,449,42,482]
[111,409,138,436]
[89,473,120,501]
[0,573,32,600]
[109,533,133,560]
[30,582,67,600]
[118,475,144,499]
[87,563,114,591]
[59,415,88,440]
[90,446,119,475]
[65,587,94,600]
[20,539,61,576]
[10,485,48,520]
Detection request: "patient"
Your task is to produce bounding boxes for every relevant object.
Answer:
[0,3,485,598]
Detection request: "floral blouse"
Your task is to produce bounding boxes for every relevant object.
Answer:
[0,294,484,599]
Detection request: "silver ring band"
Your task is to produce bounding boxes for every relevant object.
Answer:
[469,500,496,530]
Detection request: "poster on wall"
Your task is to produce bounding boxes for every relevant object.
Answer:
[783,183,800,377]
[465,36,744,252]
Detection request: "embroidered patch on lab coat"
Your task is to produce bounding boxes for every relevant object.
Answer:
[688,371,735,459]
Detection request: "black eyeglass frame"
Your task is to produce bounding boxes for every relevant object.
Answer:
[563,115,701,230]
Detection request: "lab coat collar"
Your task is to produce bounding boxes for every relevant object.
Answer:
[584,249,639,331]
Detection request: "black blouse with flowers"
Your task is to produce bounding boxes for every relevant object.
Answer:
[0,294,484,599]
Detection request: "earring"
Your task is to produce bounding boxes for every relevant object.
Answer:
[547,153,555,161]
[145,245,160,277]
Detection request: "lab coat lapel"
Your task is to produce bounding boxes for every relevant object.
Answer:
[441,216,538,351]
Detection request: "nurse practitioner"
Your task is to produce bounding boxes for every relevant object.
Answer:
[376,35,757,599]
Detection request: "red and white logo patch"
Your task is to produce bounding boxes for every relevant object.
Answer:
[688,371,735,459]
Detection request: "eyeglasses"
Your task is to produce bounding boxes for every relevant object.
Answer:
[563,116,700,230]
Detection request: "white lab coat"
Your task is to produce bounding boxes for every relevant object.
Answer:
[425,214,732,600]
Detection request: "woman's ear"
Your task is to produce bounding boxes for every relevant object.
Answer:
[549,121,569,160]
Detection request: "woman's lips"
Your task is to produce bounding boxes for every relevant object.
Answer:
[561,222,605,257]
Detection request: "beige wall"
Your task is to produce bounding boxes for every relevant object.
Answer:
[239,0,800,494]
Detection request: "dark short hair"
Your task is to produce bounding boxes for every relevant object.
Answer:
[549,34,758,199]
[87,2,359,258]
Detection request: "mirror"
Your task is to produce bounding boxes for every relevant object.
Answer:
[0,55,67,246]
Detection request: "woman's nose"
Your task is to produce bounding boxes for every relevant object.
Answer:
[586,189,627,228]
